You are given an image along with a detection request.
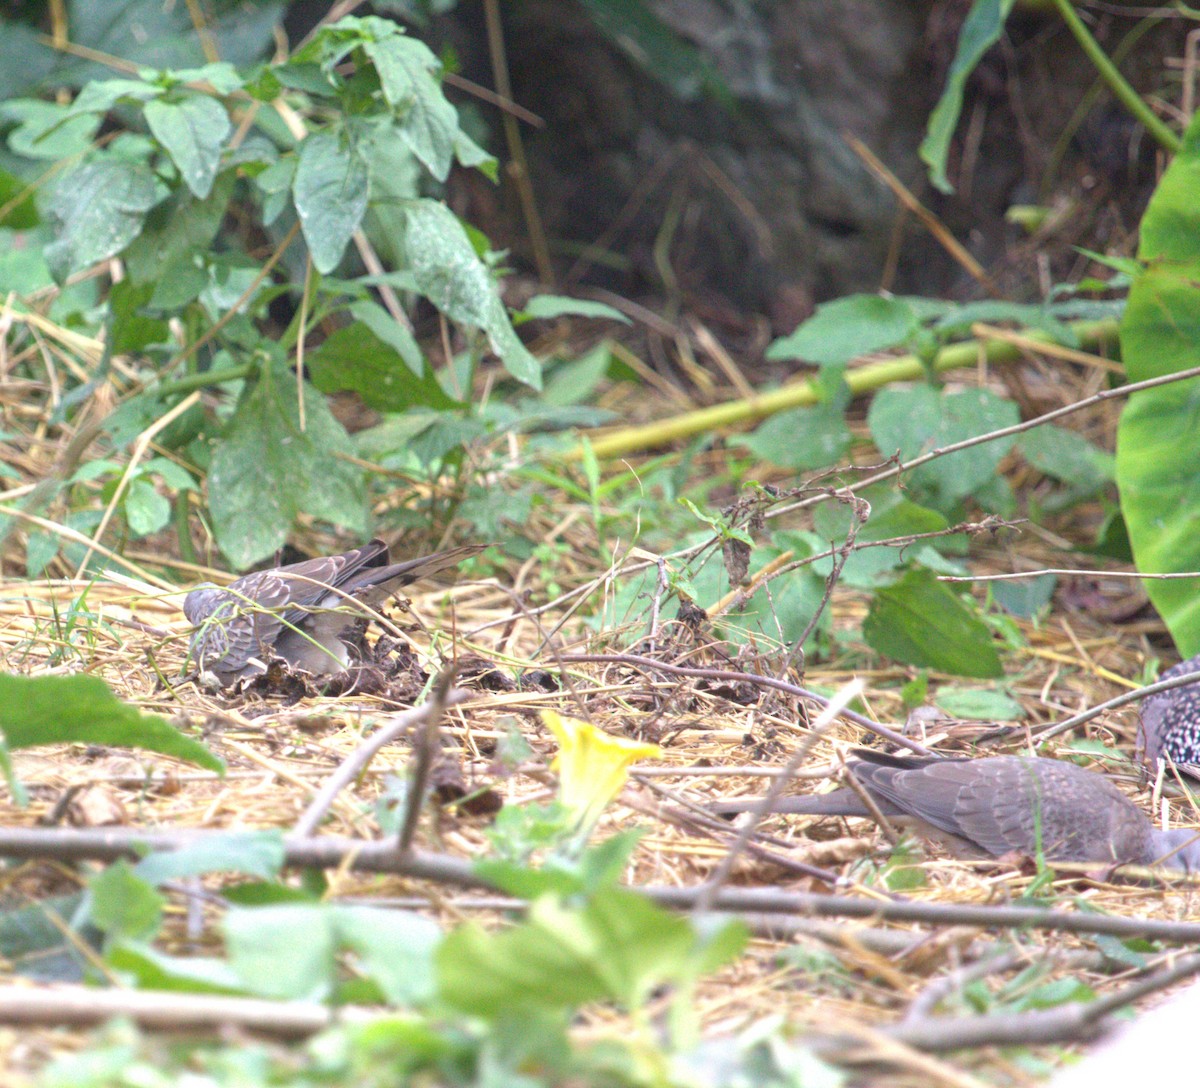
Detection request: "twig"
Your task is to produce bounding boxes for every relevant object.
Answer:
[693,679,865,912]
[556,652,933,756]
[4,828,1200,940]
[884,953,1200,1053]
[396,669,457,853]
[0,984,341,1037]
[291,690,469,838]
[1034,667,1200,744]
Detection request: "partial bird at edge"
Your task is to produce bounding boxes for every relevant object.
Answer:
[709,748,1200,871]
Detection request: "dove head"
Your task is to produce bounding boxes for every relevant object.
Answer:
[1149,827,1200,872]
[183,583,226,624]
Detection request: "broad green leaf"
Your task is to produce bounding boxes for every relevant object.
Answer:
[811,487,951,588]
[523,295,631,324]
[0,673,224,773]
[123,172,234,308]
[3,100,100,159]
[225,904,338,1001]
[931,299,1077,346]
[224,902,438,1005]
[350,299,425,374]
[767,294,919,365]
[88,861,164,941]
[293,129,369,273]
[1116,109,1200,653]
[1019,426,1113,493]
[741,400,852,471]
[144,94,231,199]
[69,79,162,116]
[0,893,90,983]
[107,280,170,353]
[919,0,1016,193]
[308,321,459,411]
[363,33,457,180]
[402,198,541,388]
[123,476,170,536]
[171,62,245,95]
[42,158,159,282]
[106,943,245,994]
[207,361,367,568]
[935,687,1024,720]
[335,906,441,1006]
[863,567,1002,677]
[868,385,1019,510]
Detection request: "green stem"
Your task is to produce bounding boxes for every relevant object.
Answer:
[1048,0,1180,153]
[152,363,256,398]
[566,318,1119,462]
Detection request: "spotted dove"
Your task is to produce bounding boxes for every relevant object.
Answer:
[184,539,484,686]
[710,748,1200,870]
[1138,652,1200,779]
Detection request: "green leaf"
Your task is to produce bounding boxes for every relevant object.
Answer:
[224,903,439,1005]
[293,130,369,273]
[741,400,852,471]
[123,476,170,536]
[225,904,338,1001]
[868,385,1019,510]
[0,673,223,772]
[88,861,164,941]
[107,942,245,994]
[1019,426,1113,493]
[1116,109,1200,653]
[70,78,163,117]
[3,100,101,159]
[402,198,541,388]
[144,94,231,199]
[522,295,631,324]
[308,321,459,412]
[363,33,457,180]
[123,172,234,308]
[934,687,1024,720]
[207,361,367,568]
[133,832,285,886]
[334,906,441,1006]
[991,574,1057,619]
[919,0,1016,193]
[108,280,170,353]
[42,158,159,282]
[0,168,39,229]
[863,567,1002,677]
[811,487,950,588]
[0,893,91,983]
[349,299,425,375]
[767,294,919,365]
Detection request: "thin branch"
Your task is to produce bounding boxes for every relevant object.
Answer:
[292,688,470,838]
[693,679,865,912]
[1,828,1199,941]
[556,652,933,756]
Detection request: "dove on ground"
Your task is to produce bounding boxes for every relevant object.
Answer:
[183,539,484,686]
[1138,652,1200,779]
[709,748,1200,870]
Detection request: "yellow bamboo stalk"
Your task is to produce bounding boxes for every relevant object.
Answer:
[567,318,1119,462]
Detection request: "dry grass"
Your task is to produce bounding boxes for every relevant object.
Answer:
[2,309,1198,1085]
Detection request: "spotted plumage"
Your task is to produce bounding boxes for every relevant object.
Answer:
[1138,653,1200,778]
[710,748,1200,870]
[183,539,484,686]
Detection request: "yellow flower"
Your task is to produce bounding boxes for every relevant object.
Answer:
[543,710,661,837]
